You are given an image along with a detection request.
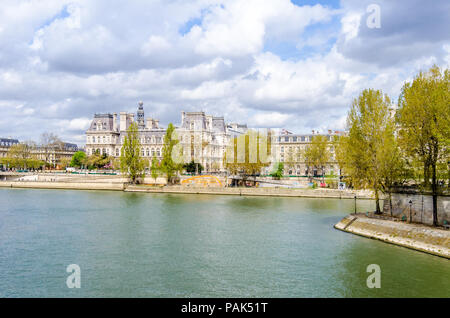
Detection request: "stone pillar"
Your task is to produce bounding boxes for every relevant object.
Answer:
[113,113,117,131]
[119,112,127,131]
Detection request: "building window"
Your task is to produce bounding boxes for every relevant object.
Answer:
[116,148,119,156]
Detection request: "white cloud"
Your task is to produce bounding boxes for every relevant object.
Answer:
[66,117,91,131]
[0,0,448,144]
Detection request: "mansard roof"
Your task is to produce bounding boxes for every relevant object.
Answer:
[212,116,226,133]
[0,138,19,146]
[88,113,115,132]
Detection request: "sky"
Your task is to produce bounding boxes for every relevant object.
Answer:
[0,0,449,145]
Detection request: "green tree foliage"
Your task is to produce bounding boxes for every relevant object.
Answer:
[336,88,397,214]
[70,151,86,168]
[303,135,330,180]
[183,160,203,174]
[6,141,38,170]
[396,65,449,225]
[161,123,182,184]
[151,155,160,182]
[120,122,146,183]
[224,130,270,182]
[84,152,111,170]
[270,162,284,179]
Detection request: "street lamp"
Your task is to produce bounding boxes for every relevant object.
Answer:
[354,194,357,215]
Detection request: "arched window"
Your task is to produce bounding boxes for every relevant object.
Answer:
[152,148,155,156]
[146,148,149,156]
[92,136,96,143]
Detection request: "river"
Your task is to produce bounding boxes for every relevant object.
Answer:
[0,188,448,297]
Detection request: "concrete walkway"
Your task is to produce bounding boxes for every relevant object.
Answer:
[335,214,450,259]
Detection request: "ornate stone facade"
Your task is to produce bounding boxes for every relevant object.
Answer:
[272,130,344,176]
[0,138,19,158]
[85,102,248,172]
[86,101,343,175]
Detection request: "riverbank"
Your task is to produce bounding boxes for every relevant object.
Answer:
[335,214,450,259]
[124,184,374,199]
[0,181,124,191]
[0,180,375,199]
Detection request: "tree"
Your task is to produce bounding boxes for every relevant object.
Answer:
[270,162,284,180]
[59,157,71,169]
[183,160,203,174]
[120,122,146,183]
[284,146,302,175]
[303,135,330,181]
[161,123,182,184]
[336,88,397,214]
[151,155,160,182]
[396,65,449,225]
[70,151,86,168]
[40,132,62,165]
[224,130,270,183]
[7,141,36,169]
[377,124,409,216]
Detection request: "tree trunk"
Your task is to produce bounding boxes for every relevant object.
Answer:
[423,161,430,188]
[374,188,381,214]
[389,192,392,216]
[431,162,438,226]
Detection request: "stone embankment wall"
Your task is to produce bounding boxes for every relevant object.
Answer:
[125,185,374,199]
[0,181,124,191]
[383,193,450,226]
[335,215,450,259]
[0,179,374,199]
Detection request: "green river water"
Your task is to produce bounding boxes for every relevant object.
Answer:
[0,188,448,297]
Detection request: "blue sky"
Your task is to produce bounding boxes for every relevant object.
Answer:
[0,0,448,144]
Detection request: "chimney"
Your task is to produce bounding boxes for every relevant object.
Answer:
[146,117,153,129]
[113,113,117,131]
[119,112,127,131]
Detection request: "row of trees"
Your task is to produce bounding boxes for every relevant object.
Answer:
[335,66,449,225]
[116,65,448,226]
[119,122,183,184]
[0,132,67,170]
